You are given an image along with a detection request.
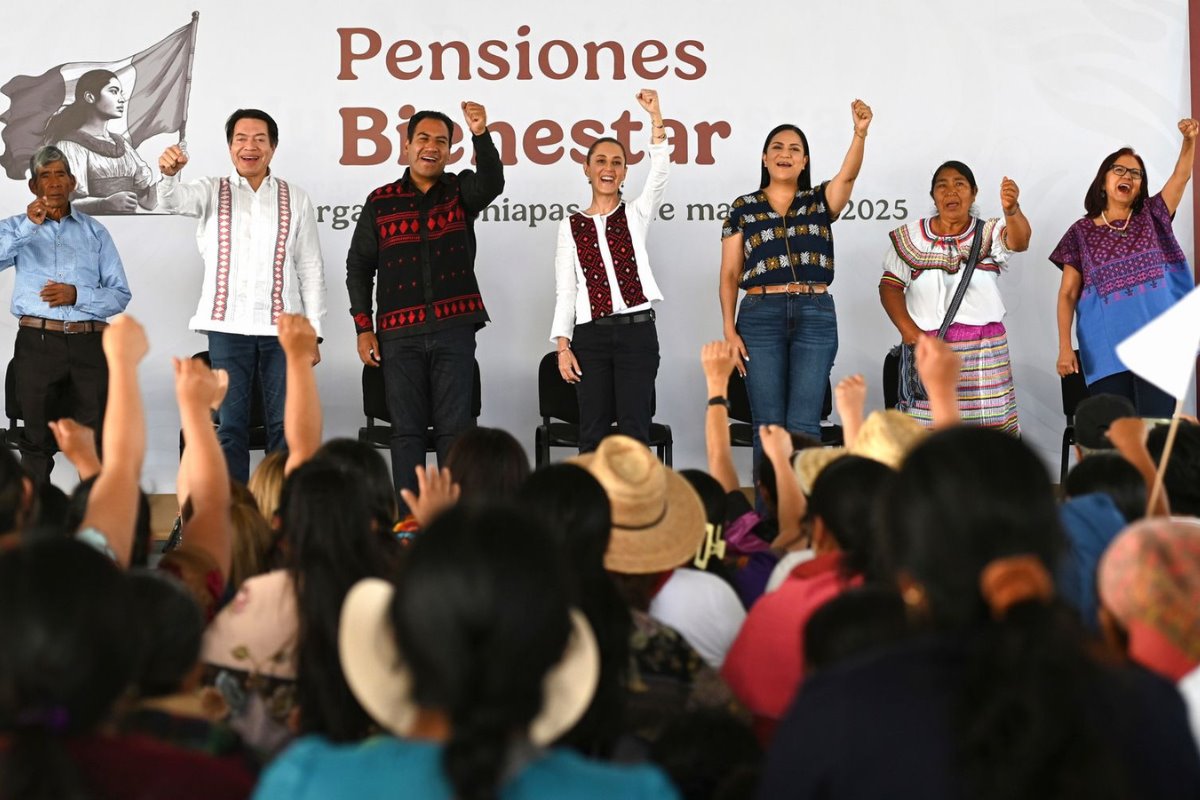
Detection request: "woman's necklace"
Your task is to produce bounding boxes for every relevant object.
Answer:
[1100,209,1132,237]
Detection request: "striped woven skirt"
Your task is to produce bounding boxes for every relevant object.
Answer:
[904,321,1020,434]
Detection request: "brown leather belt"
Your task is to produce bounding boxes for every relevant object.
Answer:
[747,282,829,296]
[19,316,107,334]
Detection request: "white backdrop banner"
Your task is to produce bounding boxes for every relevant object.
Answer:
[0,0,1192,490]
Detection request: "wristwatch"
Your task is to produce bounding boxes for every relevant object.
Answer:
[707,396,731,411]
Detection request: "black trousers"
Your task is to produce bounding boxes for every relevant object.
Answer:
[572,316,660,453]
[1087,370,1175,418]
[13,327,107,483]
[380,325,477,505]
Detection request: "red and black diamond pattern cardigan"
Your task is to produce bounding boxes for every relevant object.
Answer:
[346,132,504,340]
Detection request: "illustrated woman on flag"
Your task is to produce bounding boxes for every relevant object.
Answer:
[42,69,157,214]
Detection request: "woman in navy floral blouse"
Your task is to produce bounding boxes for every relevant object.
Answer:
[718,101,873,466]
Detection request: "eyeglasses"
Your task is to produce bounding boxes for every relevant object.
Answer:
[1110,165,1144,180]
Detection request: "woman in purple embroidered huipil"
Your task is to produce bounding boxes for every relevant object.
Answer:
[550,90,668,452]
[1051,119,1199,416]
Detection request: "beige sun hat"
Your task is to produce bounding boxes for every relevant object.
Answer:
[572,435,706,574]
[338,578,599,746]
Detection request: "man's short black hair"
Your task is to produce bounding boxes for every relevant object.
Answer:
[225,109,279,147]
[406,110,455,142]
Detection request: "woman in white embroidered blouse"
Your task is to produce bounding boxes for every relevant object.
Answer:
[878,161,1031,433]
[550,90,670,452]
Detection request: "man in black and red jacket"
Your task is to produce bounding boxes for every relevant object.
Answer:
[345,101,503,509]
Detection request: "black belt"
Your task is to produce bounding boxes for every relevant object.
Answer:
[592,310,656,327]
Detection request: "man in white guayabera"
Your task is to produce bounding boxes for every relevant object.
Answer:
[157,109,326,482]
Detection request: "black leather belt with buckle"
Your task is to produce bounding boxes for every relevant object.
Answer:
[592,310,656,326]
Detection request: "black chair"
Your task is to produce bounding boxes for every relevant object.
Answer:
[178,351,268,457]
[727,369,754,448]
[883,349,900,410]
[357,361,482,453]
[3,359,21,451]
[534,351,672,467]
[820,390,844,447]
[1060,350,1090,484]
[726,370,843,448]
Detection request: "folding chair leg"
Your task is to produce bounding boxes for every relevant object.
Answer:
[1060,429,1071,486]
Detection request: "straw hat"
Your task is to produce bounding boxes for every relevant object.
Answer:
[338,578,599,746]
[573,435,706,574]
[793,447,847,495]
[850,410,927,470]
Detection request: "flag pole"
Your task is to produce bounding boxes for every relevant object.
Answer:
[178,11,200,144]
[1147,397,1187,514]
[1191,0,1200,407]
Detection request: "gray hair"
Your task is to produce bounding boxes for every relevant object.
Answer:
[29,146,73,179]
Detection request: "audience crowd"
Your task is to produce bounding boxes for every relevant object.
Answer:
[1,315,1200,799]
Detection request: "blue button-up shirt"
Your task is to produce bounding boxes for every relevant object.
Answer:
[0,208,131,321]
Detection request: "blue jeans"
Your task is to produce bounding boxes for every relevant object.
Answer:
[380,325,477,506]
[207,333,286,484]
[736,292,838,467]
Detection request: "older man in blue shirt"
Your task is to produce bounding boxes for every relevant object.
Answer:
[0,145,131,482]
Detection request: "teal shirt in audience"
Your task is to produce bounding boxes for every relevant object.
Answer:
[254,735,678,799]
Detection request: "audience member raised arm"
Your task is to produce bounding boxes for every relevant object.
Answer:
[75,315,146,565]
[701,340,741,492]
[915,335,962,429]
[834,374,867,449]
[278,313,323,474]
[761,423,804,544]
[48,418,101,481]
[1106,416,1170,518]
[398,465,460,529]
[174,355,233,580]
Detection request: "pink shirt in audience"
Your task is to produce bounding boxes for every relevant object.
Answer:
[722,553,858,729]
